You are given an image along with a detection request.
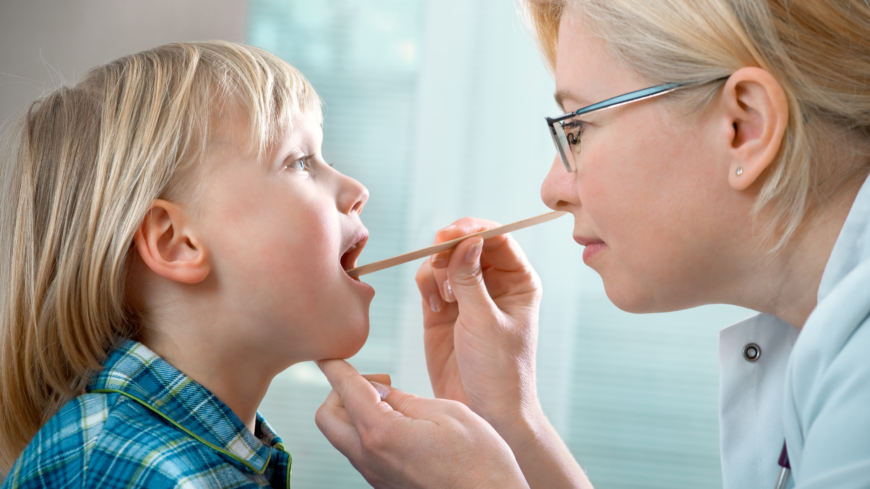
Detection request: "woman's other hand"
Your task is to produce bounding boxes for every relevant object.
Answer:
[315,359,529,489]
[416,217,542,430]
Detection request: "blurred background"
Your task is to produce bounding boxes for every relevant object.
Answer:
[1,1,753,487]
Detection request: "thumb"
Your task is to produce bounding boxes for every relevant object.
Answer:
[446,237,498,316]
[383,387,463,420]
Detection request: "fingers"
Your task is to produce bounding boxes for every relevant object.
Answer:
[429,249,454,270]
[315,389,363,462]
[362,373,392,387]
[430,218,500,269]
[477,233,533,274]
[317,359,458,423]
[432,262,453,302]
[382,387,466,421]
[444,237,500,319]
[416,259,457,315]
[315,369,394,465]
[431,218,533,274]
[317,358,365,394]
[316,360,396,430]
[362,375,392,401]
[417,260,445,311]
[429,218,496,304]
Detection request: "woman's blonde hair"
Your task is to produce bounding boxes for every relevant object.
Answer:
[0,41,321,470]
[522,0,870,242]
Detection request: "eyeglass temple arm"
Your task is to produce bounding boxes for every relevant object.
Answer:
[549,83,683,124]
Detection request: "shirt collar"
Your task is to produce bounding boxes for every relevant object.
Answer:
[818,175,870,303]
[88,339,283,475]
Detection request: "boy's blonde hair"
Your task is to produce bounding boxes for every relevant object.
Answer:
[0,41,321,470]
[522,0,870,243]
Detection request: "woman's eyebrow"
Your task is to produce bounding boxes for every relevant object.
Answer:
[554,90,590,112]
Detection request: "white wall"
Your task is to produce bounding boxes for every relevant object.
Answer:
[0,0,248,126]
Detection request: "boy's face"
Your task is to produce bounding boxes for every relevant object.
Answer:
[195,108,373,364]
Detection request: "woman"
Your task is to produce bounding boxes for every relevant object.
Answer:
[314,0,870,487]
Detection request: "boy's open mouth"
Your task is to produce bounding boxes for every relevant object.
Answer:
[340,231,369,280]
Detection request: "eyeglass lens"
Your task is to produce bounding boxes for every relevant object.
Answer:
[549,117,581,172]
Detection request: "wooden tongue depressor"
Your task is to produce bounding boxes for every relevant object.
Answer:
[346,210,568,278]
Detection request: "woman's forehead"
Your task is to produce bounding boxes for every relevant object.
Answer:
[554,8,648,109]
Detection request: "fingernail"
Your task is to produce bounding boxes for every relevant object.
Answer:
[443,281,455,302]
[370,381,391,400]
[429,294,444,313]
[465,239,483,263]
[430,254,447,268]
[441,224,456,233]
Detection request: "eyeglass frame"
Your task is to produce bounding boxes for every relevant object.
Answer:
[546,77,730,172]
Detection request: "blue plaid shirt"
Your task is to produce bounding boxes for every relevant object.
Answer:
[2,340,291,488]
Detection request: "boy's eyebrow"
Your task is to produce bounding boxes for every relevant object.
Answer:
[281,146,308,160]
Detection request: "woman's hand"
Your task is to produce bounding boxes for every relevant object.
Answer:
[314,359,529,489]
[415,218,542,429]
[416,218,593,489]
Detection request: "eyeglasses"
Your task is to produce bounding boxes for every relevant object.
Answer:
[546,78,728,172]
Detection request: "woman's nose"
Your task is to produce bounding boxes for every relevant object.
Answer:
[338,174,369,216]
[540,154,578,211]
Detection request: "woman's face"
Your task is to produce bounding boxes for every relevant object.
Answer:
[541,8,752,313]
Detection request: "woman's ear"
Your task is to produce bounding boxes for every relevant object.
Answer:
[134,199,211,284]
[718,67,789,191]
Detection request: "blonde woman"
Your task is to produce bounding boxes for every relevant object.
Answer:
[314,1,870,488]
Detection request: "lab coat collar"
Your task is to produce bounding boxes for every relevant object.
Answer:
[817,176,870,302]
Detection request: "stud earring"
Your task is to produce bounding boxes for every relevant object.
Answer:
[735,167,744,176]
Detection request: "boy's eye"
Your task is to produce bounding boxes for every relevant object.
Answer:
[287,158,309,171]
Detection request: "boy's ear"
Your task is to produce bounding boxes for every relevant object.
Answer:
[718,67,789,191]
[134,199,210,284]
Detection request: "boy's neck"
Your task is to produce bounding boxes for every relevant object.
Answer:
[127,252,306,437]
[139,325,272,435]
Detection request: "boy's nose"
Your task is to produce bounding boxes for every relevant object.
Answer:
[338,175,369,216]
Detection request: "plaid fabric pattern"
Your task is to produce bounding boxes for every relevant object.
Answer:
[2,340,291,488]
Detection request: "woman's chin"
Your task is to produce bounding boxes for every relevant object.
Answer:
[604,279,697,314]
[602,280,660,314]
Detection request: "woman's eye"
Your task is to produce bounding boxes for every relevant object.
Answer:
[563,120,585,148]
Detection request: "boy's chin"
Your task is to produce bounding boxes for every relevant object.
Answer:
[322,320,370,360]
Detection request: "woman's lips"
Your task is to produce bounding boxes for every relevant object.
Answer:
[574,236,606,263]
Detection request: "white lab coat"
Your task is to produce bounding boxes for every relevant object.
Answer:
[719,176,870,489]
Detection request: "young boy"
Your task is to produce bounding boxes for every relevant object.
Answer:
[0,41,374,488]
